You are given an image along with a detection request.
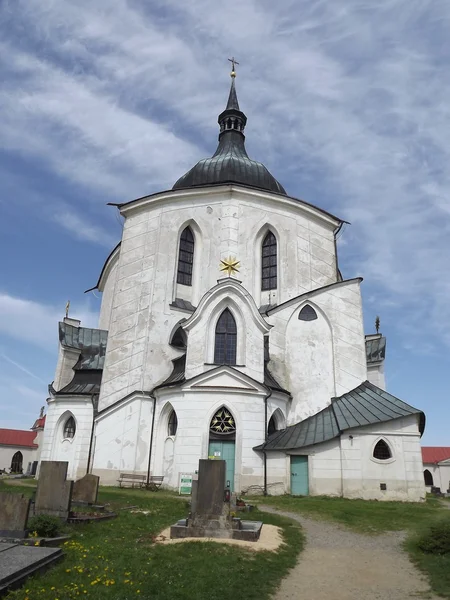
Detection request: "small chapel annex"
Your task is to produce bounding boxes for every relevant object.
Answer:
[39,66,426,501]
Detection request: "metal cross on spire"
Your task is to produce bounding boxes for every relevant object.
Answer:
[228,56,239,78]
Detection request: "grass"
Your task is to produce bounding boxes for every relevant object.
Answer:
[250,493,450,598]
[251,493,444,534]
[0,480,303,600]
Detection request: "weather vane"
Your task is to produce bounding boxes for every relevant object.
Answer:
[228,56,239,78]
[65,300,70,318]
[220,256,240,277]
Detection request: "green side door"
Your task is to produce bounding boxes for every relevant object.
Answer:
[290,455,309,495]
[208,440,236,492]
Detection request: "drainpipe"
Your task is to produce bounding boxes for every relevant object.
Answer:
[146,395,157,487]
[86,393,98,474]
[263,388,273,496]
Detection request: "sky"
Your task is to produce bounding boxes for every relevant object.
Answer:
[0,0,449,444]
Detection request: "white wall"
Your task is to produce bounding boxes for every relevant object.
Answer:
[0,445,38,473]
[98,185,341,412]
[92,394,154,485]
[268,279,367,422]
[424,461,450,492]
[39,397,94,480]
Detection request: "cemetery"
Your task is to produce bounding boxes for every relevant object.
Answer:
[0,459,449,599]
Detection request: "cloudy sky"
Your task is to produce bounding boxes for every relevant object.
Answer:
[1,0,449,444]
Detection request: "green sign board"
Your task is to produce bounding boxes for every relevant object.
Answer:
[179,473,193,495]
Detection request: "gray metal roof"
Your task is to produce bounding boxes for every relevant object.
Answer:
[365,336,386,364]
[255,380,425,451]
[173,78,286,196]
[59,322,108,370]
[56,370,102,396]
[169,298,196,312]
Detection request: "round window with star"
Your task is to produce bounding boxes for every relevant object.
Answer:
[210,408,236,434]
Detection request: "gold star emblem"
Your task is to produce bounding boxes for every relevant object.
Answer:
[220,256,240,276]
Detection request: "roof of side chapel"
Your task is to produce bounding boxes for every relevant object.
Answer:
[255,380,425,452]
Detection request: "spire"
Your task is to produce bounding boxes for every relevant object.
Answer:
[218,57,247,137]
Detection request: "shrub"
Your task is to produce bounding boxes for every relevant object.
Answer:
[416,520,450,555]
[27,514,61,538]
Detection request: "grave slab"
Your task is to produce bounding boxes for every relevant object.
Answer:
[35,461,73,519]
[0,493,31,538]
[72,474,100,504]
[0,542,62,595]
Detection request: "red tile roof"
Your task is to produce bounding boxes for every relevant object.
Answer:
[422,447,450,464]
[0,429,38,448]
[31,416,46,430]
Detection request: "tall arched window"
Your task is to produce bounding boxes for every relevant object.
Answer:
[424,469,434,486]
[268,415,277,436]
[214,309,237,365]
[262,231,277,290]
[168,410,178,436]
[373,439,391,460]
[177,227,194,286]
[64,416,76,439]
[11,451,23,473]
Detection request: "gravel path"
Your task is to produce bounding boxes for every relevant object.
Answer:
[260,505,439,600]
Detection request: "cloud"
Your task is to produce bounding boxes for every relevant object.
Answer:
[53,210,118,248]
[1,0,450,353]
[0,293,98,351]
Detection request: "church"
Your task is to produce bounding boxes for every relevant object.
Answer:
[39,66,426,502]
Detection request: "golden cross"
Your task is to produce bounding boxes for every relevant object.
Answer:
[228,56,239,76]
[220,256,240,276]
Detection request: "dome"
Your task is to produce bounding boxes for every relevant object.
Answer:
[173,75,286,195]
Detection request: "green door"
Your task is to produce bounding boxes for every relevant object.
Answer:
[208,440,235,491]
[290,456,309,495]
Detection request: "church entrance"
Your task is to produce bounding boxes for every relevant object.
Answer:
[208,440,236,491]
[290,455,309,495]
[209,406,236,491]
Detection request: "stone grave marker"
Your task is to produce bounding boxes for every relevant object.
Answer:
[72,474,100,504]
[35,461,73,519]
[0,492,31,538]
[171,459,263,541]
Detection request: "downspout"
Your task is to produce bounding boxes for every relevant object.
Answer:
[330,400,344,498]
[146,395,157,487]
[86,393,99,474]
[263,387,272,496]
[333,221,344,281]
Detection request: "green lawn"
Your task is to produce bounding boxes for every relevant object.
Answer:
[252,493,444,534]
[250,493,450,598]
[1,481,303,600]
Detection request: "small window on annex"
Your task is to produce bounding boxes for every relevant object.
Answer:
[298,305,317,321]
[177,227,195,286]
[373,439,391,460]
[64,416,76,439]
[261,231,277,291]
[168,410,178,436]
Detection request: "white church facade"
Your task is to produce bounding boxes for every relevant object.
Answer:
[39,70,426,501]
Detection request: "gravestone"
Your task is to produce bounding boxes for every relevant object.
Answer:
[170,459,262,541]
[0,492,31,538]
[72,474,100,504]
[35,461,73,519]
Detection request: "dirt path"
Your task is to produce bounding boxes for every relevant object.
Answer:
[260,505,439,600]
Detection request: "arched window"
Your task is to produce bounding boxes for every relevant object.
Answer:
[373,439,391,460]
[299,305,318,321]
[64,416,76,439]
[177,227,194,286]
[424,469,434,486]
[168,410,178,436]
[262,231,277,290]
[268,415,277,436]
[214,309,237,365]
[10,451,23,473]
[210,407,236,435]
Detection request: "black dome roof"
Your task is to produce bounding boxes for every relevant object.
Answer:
[173,76,286,195]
